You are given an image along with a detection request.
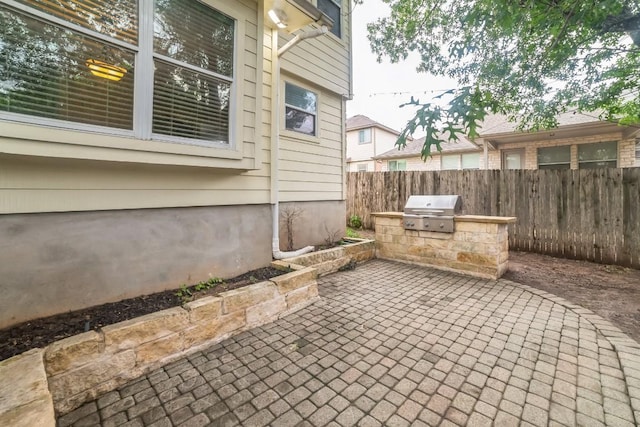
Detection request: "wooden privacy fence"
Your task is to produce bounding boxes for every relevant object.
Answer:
[346,169,640,268]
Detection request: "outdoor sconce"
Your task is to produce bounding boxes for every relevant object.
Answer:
[268,8,288,29]
[86,59,127,81]
[264,0,333,33]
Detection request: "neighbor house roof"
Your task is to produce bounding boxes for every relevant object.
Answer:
[374,135,480,160]
[478,111,638,143]
[479,111,607,136]
[346,114,405,136]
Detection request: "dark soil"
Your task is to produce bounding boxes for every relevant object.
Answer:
[0,267,285,362]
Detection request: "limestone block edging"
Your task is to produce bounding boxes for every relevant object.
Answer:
[0,239,374,424]
[0,262,319,425]
[0,349,55,427]
[278,238,375,276]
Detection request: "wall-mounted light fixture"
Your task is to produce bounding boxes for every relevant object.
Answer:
[264,0,333,33]
[86,59,127,81]
[268,8,288,29]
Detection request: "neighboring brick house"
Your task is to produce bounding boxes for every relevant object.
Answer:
[374,135,483,171]
[477,113,639,169]
[372,112,639,170]
[346,115,408,172]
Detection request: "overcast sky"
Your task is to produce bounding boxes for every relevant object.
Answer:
[346,0,456,136]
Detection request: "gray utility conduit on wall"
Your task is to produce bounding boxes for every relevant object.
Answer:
[271,26,329,260]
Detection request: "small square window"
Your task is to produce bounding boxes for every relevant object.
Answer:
[358,128,371,144]
[503,149,525,169]
[461,153,480,169]
[389,160,406,171]
[285,82,317,136]
[357,164,368,172]
[441,155,459,170]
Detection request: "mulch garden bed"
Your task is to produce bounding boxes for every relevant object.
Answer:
[0,267,286,362]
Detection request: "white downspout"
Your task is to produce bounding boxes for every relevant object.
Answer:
[271,26,329,260]
[278,26,328,57]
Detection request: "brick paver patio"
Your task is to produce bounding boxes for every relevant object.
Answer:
[58,259,640,426]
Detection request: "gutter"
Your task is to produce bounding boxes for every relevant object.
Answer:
[270,26,329,260]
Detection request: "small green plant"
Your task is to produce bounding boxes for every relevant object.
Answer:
[346,227,360,238]
[249,275,258,284]
[176,276,224,304]
[348,214,363,229]
[175,284,193,304]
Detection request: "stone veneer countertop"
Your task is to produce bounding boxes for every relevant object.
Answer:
[371,212,517,224]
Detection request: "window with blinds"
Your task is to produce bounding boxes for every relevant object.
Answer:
[578,141,617,169]
[0,0,235,146]
[538,145,571,169]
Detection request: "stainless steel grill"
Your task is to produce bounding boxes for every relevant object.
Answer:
[403,195,462,233]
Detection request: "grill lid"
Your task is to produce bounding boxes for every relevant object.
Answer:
[404,195,462,216]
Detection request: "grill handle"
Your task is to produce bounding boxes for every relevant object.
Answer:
[410,209,446,215]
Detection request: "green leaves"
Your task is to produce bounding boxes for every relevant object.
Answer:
[367,0,640,156]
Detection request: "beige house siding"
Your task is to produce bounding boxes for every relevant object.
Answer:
[0,1,352,328]
[1,0,352,213]
[278,74,345,202]
[279,7,350,97]
[0,0,269,214]
[275,1,351,203]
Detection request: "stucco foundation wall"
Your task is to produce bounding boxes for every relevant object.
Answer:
[0,205,272,329]
[278,200,346,250]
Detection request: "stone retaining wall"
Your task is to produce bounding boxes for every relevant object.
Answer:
[373,213,516,280]
[0,263,318,425]
[279,238,375,276]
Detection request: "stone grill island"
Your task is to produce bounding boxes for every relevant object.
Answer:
[372,212,517,280]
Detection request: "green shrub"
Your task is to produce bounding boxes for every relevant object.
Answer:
[348,214,363,229]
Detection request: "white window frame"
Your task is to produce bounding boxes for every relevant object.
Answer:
[282,80,321,142]
[356,163,368,172]
[0,0,248,166]
[358,128,371,144]
[502,149,525,170]
[388,160,406,171]
[441,154,460,170]
[441,153,480,170]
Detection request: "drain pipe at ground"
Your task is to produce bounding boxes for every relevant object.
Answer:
[271,26,329,260]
